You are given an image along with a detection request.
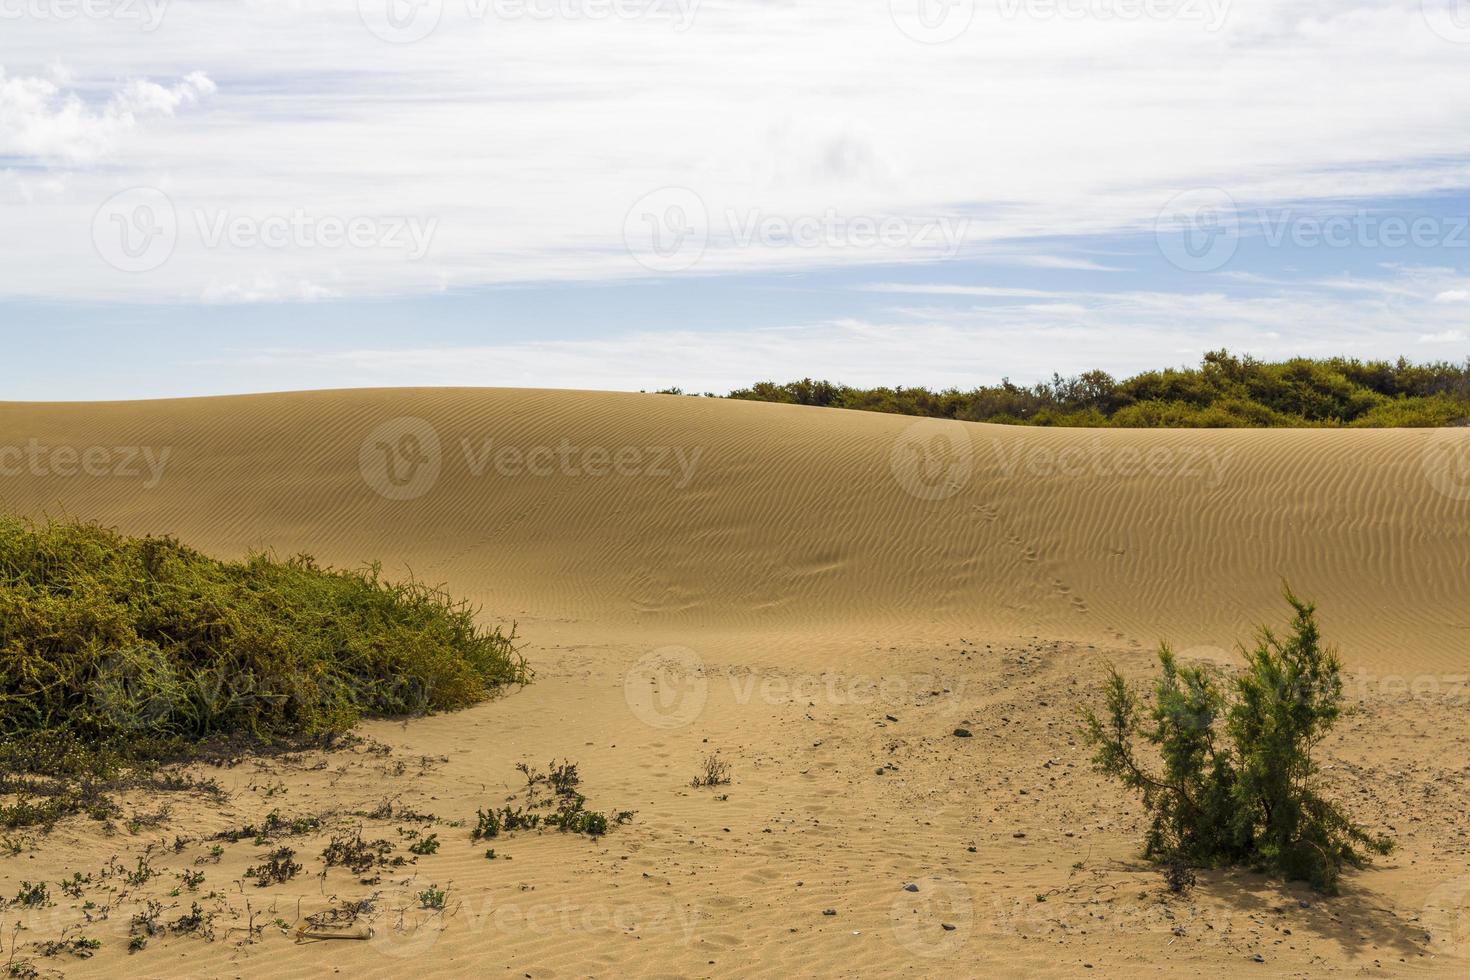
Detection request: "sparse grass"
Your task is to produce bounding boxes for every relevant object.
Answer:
[0,516,530,828]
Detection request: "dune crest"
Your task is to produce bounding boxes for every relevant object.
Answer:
[2,387,1464,670]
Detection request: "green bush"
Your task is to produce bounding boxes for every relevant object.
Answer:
[1083,590,1391,893]
[0,516,528,753]
[725,351,1470,427]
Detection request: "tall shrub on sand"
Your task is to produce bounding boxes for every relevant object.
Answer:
[1083,589,1390,893]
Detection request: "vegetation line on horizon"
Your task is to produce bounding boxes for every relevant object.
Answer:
[659,350,1470,427]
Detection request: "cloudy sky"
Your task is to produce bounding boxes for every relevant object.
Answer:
[3,0,1469,399]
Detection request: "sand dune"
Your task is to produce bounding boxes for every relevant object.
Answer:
[1,389,1468,978]
[2,388,1465,669]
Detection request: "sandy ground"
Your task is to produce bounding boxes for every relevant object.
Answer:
[0,388,1467,978]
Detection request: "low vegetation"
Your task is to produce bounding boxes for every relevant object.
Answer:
[705,351,1470,427]
[1084,589,1391,893]
[471,760,632,840]
[0,516,529,827]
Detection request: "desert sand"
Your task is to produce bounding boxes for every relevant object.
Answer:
[0,388,1467,977]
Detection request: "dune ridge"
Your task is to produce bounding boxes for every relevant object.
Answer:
[2,387,1464,671]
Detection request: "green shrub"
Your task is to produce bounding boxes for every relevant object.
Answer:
[0,517,529,822]
[725,351,1470,427]
[1083,589,1391,893]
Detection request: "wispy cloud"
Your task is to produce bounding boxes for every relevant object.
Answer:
[1012,256,1127,273]
[2,2,1470,302]
[858,283,1058,298]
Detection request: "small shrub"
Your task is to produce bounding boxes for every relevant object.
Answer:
[321,828,393,875]
[58,872,91,898]
[690,754,731,788]
[544,795,608,836]
[245,847,301,887]
[12,882,50,908]
[1162,857,1197,895]
[417,885,447,910]
[473,762,630,840]
[130,900,164,939]
[34,936,100,959]
[471,807,502,841]
[1084,589,1392,893]
[408,833,440,855]
[124,856,158,887]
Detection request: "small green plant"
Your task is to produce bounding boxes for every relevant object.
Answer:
[124,855,158,887]
[12,882,50,908]
[177,869,205,891]
[417,885,447,910]
[129,899,164,944]
[544,794,609,836]
[321,828,393,875]
[471,807,502,840]
[245,847,302,887]
[170,902,213,938]
[408,833,440,855]
[34,936,100,959]
[690,754,731,788]
[1083,590,1392,893]
[58,872,91,898]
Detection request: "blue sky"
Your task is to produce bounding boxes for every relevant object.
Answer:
[3,2,1469,399]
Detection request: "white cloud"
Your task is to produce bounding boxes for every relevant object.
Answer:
[1434,289,1470,303]
[0,68,214,165]
[1,2,1469,301]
